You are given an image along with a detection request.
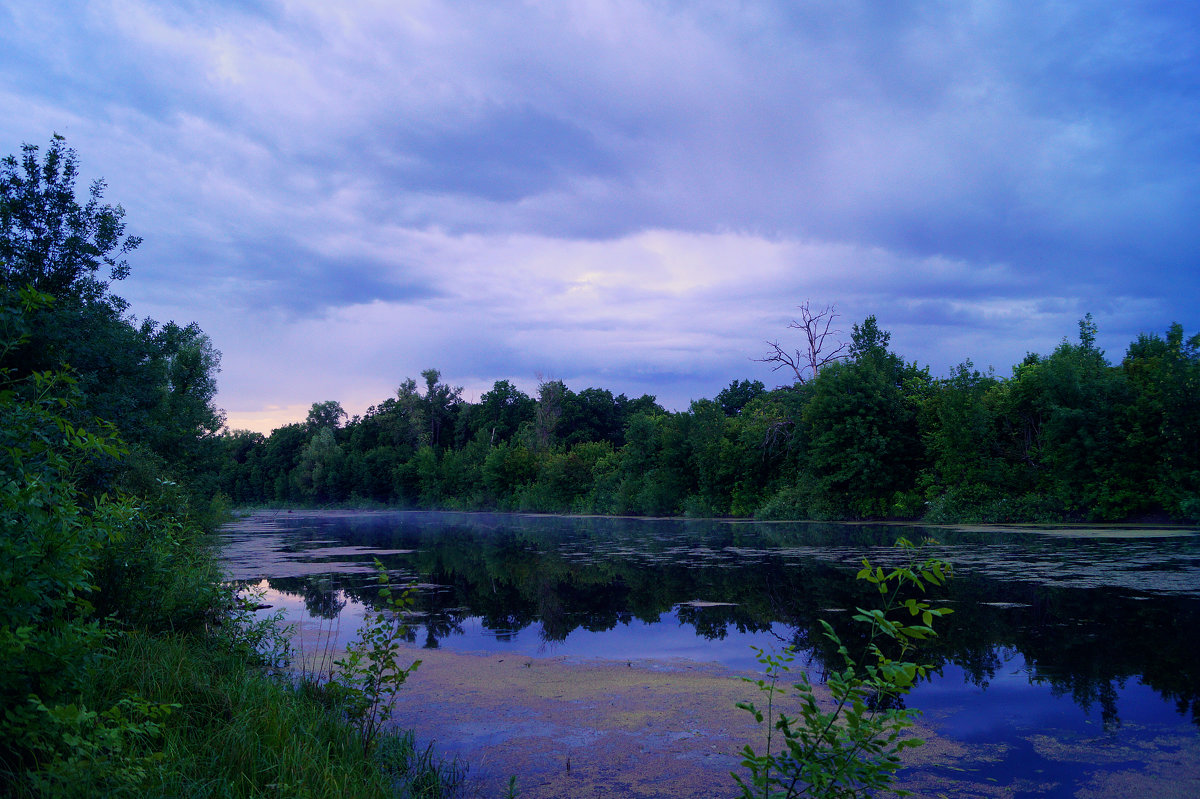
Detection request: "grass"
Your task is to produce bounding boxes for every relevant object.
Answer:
[60,626,465,799]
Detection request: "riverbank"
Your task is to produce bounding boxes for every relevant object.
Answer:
[229,504,1200,535]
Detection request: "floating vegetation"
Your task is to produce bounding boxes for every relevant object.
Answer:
[948,524,1198,539]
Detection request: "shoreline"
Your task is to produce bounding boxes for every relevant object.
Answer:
[228,506,1200,535]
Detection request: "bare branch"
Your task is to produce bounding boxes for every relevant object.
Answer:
[758,340,805,382]
[755,301,848,384]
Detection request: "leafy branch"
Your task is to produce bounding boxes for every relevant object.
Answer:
[332,559,422,755]
[733,539,953,798]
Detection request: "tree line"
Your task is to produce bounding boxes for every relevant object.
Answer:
[213,312,1200,523]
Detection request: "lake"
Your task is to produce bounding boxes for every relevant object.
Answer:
[219,510,1200,798]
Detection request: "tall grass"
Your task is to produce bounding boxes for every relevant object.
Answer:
[70,628,464,799]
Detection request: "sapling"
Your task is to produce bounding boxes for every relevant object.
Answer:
[333,559,422,755]
[734,539,952,798]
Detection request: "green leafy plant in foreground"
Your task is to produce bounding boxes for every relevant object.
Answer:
[734,540,953,798]
[331,559,423,755]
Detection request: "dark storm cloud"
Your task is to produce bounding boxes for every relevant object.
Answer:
[233,237,442,314]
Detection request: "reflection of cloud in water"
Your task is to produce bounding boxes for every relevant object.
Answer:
[240,580,369,654]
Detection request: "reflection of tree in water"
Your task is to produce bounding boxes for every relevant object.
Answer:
[260,575,351,619]
[300,576,346,619]
[677,604,738,640]
[258,513,1200,728]
[415,607,466,650]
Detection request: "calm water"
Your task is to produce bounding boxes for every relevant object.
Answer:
[220,510,1200,796]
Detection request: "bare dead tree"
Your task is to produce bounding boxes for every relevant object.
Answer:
[756,301,848,384]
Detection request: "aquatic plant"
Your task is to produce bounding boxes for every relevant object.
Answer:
[733,539,952,798]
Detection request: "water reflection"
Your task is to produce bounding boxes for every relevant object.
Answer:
[220,510,1200,729]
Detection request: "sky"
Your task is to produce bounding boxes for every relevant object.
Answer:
[3,1,1198,434]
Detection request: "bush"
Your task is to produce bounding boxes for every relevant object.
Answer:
[755,484,810,520]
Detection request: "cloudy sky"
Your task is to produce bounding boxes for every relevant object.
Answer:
[3,1,1198,433]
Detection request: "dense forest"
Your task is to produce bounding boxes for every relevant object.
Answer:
[214,314,1200,523]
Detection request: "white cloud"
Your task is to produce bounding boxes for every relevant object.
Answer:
[211,226,1101,431]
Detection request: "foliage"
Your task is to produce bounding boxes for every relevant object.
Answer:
[1,135,141,308]
[717,379,768,417]
[733,541,953,798]
[0,136,469,797]
[0,293,222,792]
[331,559,423,755]
[801,320,929,519]
[1,137,224,508]
[1119,322,1200,520]
[61,624,462,799]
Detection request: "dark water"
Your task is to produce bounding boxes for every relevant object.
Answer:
[220,510,1200,796]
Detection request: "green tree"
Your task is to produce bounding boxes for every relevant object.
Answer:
[1,289,221,789]
[1,138,224,508]
[533,378,566,450]
[1,135,140,308]
[716,379,767,417]
[685,398,732,515]
[294,427,346,503]
[917,362,1020,521]
[215,429,267,503]
[1003,315,1130,519]
[421,368,462,449]
[801,317,928,518]
[1120,322,1200,520]
[394,378,430,449]
[144,321,225,485]
[259,423,309,502]
[482,441,539,505]
[306,400,347,432]
[472,379,535,445]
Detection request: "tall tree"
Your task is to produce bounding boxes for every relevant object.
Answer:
[1,137,223,496]
[1119,322,1200,519]
[1,135,140,308]
[421,368,462,449]
[1002,315,1130,519]
[802,317,928,518]
[716,379,767,417]
[306,400,347,432]
[473,379,535,445]
[534,378,566,450]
